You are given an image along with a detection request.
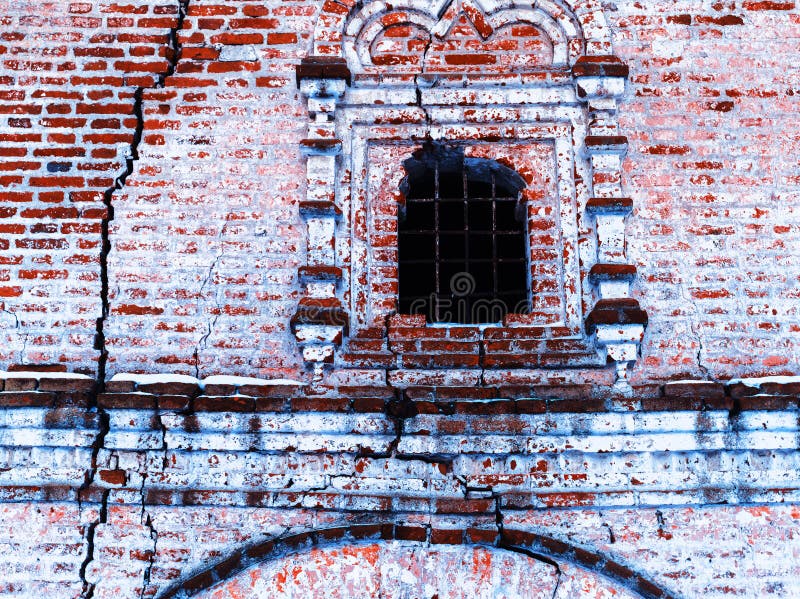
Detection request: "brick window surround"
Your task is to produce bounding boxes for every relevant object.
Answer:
[292,0,647,392]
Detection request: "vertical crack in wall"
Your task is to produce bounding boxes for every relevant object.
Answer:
[414,33,435,133]
[602,520,616,544]
[0,308,19,328]
[77,399,110,599]
[192,221,229,378]
[383,311,410,458]
[550,566,562,599]
[655,509,673,541]
[139,512,159,599]
[0,308,22,362]
[493,492,503,536]
[81,2,190,595]
[94,0,191,383]
[1,306,28,364]
[492,490,566,597]
[139,404,168,599]
[679,284,711,380]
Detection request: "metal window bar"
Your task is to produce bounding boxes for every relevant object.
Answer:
[399,157,529,324]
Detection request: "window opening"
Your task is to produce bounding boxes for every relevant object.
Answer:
[398,144,529,324]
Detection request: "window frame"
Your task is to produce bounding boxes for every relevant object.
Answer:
[342,118,586,338]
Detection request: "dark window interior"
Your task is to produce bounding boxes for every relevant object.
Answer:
[398,144,529,324]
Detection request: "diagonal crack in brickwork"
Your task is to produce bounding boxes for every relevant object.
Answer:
[95,0,191,383]
[81,1,191,596]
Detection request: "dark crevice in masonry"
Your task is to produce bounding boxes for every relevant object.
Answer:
[1,307,25,363]
[94,0,190,384]
[139,407,168,598]
[140,520,159,599]
[413,34,435,133]
[602,520,616,544]
[494,493,503,535]
[493,493,564,596]
[655,509,671,539]
[384,389,418,456]
[192,222,228,378]
[139,498,159,599]
[680,286,712,381]
[81,2,190,594]
[1,308,20,334]
[382,313,457,470]
[381,311,406,459]
[77,402,110,599]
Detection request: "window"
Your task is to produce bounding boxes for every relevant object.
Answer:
[295,1,644,384]
[398,144,529,324]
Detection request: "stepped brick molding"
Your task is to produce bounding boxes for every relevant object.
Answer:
[1,374,800,596]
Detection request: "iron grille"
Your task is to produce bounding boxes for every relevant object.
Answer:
[398,158,529,324]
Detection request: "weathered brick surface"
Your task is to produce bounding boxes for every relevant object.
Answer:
[0,503,95,597]
[0,0,181,373]
[103,0,312,378]
[96,0,798,382]
[0,0,796,381]
[0,1,799,598]
[1,377,800,596]
[612,2,800,382]
[190,542,637,598]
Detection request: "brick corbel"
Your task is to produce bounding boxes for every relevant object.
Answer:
[294,57,351,380]
[584,194,647,392]
[585,298,647,392]
[573,55,628,100]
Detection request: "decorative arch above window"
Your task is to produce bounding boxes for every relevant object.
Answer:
[292,0,647,392]
[315,0,615,67]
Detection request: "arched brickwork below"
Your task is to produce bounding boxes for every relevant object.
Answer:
[313,0,615,71]
[159,524,674,599]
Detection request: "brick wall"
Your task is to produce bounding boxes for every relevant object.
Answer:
[1,1,800,598]
[0,0,797,381]
[0,0,182,373]
[614,1,800,382]
[104,0,311,378]
[1,376,799,597]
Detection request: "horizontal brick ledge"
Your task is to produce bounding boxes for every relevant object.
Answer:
[296,56,351,86]
[588,263,637,282]
[0,391,58,408]
[663,380,725,400]
[97,393,157,410]
[585,135,628,153]
[572,55,630,79]
[291,299,350,328]
[585,197,633,215]
[8,363,67,373]
[136,381,199,397]
[727,380,800,397]
[298,200,342,217]
[585,298,649,332]
[300,137,342,155]
[85,391,800,413]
